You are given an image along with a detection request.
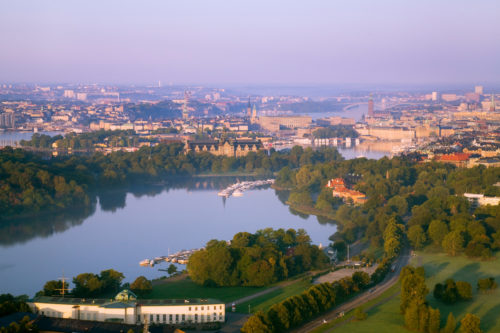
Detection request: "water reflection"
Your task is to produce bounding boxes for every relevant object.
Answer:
[1,176,290,247]
[0,204,96,247]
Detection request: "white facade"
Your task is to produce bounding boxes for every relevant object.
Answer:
[29,291,225,326]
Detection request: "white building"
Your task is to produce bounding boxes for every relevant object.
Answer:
[29,290,225,326]
[463,193,500,208]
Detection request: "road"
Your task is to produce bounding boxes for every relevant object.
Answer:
[291,249,411,333]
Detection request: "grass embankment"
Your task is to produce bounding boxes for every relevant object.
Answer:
[286,202,337,221]
[324,251,500,333]
[235,279,312,313]
[311,282,402,333]
[146,276,266,303]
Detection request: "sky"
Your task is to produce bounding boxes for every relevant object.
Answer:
[0,0,499,86]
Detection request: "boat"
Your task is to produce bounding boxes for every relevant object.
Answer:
[233,190,243,197]
[139,259,150,267]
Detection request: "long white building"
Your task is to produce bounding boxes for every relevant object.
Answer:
[28,290,225,326]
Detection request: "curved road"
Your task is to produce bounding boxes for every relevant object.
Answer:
[291,249,410,333]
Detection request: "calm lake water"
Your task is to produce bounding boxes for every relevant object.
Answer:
[0,183,336,296]
[0,106,386,296]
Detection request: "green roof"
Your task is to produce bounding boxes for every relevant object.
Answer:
[30,296,223,307]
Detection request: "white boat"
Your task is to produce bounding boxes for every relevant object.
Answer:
[233,190,243,197]
[139,259,150,267]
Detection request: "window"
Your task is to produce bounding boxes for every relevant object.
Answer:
[201,306,204,311]
[175,314,179,322]
[150,314,153,323]
[195,314,198,322]
[220,305,222,310]
[201,314,204,322]
[169,314,173,323]
[163,314,166,323]
[156,314,160,322]
[182,314,185,322]
[189,307,191,311]
[93,313,97,320]
[87,313,91,320]
[195,307,198,311]
[137,315,141,323]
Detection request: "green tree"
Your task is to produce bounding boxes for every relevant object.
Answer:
[99,269,124,293]
[442,312,456,333]
[241,311,272,333]
[428,307,441,333]
[428,219,449,246]
[167,264,177,276]
[130,276,152,297]
[72,273,103,297]
[408,225,428,249]
[459,313,482,333]
[42,280,66,296]
[442,231,465,256]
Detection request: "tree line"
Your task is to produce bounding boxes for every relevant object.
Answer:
[187,228,328,287]
[400,266,482,333]
[241,269,381,332]
[0,144,342,219]
[37,269,152,299]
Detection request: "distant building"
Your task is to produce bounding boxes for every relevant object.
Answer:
[185,139,263,157]
[0,112,15,128]
[464,193,500,208]
[475,85,484,95]
[63,90,75,98]
[368,94,374,117]
[326,178,367,204]
[28,290,225,326]
[257,116,312,132]
[432,91,439,102]
[435,153,471,167]
[76,93,87,101]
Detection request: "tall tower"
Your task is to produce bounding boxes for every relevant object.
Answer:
[490,93,496,112]
[251,104,257,124]
[182,91,189,120]
[247,98,252,117]
[368,93,374,117]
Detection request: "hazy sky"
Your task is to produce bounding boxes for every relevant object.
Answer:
[1,0,499,85]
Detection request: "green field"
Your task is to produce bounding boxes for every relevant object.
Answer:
[328,252,500,333]
[312,283,404,333]
[235,279,312,313]
[147,277,266,303]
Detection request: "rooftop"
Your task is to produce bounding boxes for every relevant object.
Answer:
[31,296,223,307]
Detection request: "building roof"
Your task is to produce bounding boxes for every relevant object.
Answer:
[31,296,223,307]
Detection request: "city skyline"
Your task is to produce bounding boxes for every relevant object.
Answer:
[1,0,499,85]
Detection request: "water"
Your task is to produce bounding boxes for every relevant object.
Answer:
[0,131,61,147]
[303,103,367,121]
[0,183,336,296]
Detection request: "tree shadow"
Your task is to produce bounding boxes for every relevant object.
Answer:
[479,301,500,331]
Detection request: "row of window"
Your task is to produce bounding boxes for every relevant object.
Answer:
[140,313,223,324]
[188,305,223,311]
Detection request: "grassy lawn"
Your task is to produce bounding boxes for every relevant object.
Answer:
[327,251,500,333]
[235,279,312,314]
[146,277,266,303]
[412,251,500,333]
[312,283,406,333]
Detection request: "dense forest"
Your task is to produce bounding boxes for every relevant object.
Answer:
[276,155,500,259]
[187,228,328,287]
[19,130,141,149]
[0,144,342,219]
